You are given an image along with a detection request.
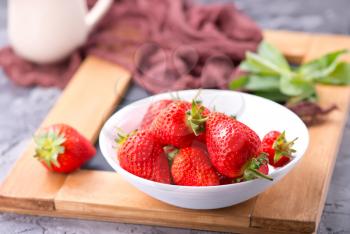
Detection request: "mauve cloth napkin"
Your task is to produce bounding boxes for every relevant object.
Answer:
[0,0,262,93]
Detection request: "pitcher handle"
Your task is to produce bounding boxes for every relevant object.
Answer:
[85,0,113,33]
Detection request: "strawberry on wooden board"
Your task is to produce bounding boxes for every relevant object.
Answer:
[33,124,96,173]
[140,99,174,129]
[261,130,297,167]
[205,112,271,180]
[151,100,208,148]
[169,146,219,186]
[117,130,171,184]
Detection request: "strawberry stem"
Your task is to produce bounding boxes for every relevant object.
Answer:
[186,100,207,136]
[192,89,202,101]
[245,168,273,181]
[115,129,137,145]
[242,153,273,181]
[273,131,298,163]
[169,92,181,100]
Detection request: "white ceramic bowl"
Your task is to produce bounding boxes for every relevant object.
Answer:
[99,89,309,209]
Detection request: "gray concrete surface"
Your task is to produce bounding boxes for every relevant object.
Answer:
[1,0,350,233]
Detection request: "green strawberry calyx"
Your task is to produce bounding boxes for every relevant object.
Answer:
[115,129,137,145]
[33,128,66,168]
[186,100,208,136]
[164,145,179,162]
[273,131,298,163]
[239,153,273,182]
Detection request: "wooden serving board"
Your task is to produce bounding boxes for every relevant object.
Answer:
[1,30,350,234]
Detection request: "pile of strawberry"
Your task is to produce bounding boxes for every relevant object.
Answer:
[117,99,297,186]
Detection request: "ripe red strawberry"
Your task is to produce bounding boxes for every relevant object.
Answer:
[169,146,219,186]
[140,99,174,129]
[196,131,207,144]
[117,130,171,184]
[205,112,271,180]
[262,131,297,167]
[151,100,208,148]
[258,163,269,175]
[33,124,96,173]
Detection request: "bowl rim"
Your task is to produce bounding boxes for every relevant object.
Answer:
[99,89,309,191]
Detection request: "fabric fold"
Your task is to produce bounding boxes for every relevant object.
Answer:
[0,0,262,93]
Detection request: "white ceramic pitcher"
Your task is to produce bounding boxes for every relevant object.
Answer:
[8,0,113,64]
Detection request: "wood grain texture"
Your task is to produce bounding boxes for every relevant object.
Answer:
[0,207,301,234]
[250,35,350,233]
[55,170,255,233]
[300,34,350,232]
[0,56,131,211]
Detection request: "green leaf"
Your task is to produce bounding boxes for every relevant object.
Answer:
[239,42,291,76]
[229,74,281,92]
[231,40,350,107]
[279,74,314,97]
[258,42,290,71]
[253,89,289,102]
[240,52,289,76]
[229,75,280,91]
[317,62,350,85]
[229,76,249,90]
[287,86,317,104]
[288,91,318,104]
[245,75,280,91]
[299,49,348,80]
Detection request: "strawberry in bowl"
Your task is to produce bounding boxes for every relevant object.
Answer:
[99,89,309,209]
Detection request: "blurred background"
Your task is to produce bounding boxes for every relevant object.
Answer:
[0,0,349,233]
